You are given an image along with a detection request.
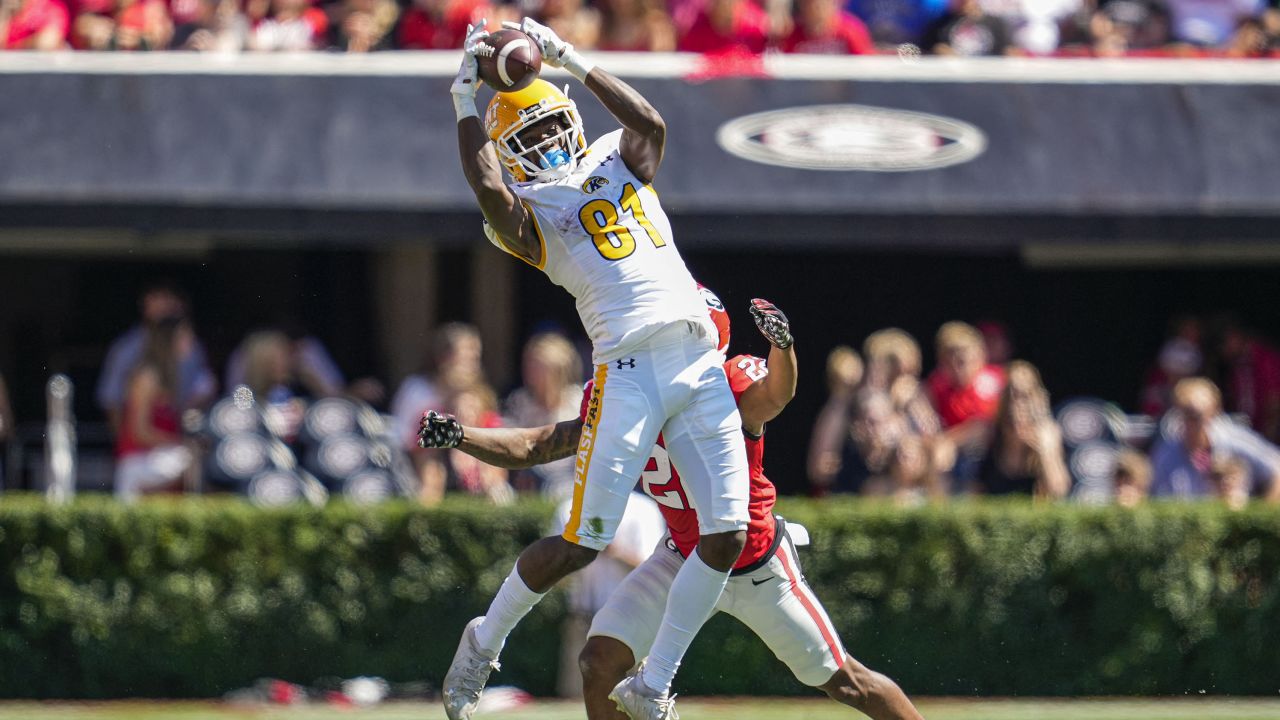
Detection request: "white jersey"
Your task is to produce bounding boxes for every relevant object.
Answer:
[485,129,711,363]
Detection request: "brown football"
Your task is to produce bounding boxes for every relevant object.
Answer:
[475,29,542,93]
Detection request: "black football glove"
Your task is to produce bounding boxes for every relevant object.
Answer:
[418,411,464,449]
[749,298,793,350]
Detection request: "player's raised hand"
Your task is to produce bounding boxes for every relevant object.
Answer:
[504,17,595,82]
[504,18,568,67]
[749,298,794,349]
[451,20,489,100]
[418,410,465,449]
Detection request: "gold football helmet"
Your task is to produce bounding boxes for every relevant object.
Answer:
[485,79,587,182]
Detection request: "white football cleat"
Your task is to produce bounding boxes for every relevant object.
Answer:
[608,663,679,720]
[442,617,501,720]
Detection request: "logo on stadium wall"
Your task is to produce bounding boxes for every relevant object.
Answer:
[715,104,987,172]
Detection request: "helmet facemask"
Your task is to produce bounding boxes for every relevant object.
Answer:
[495,96,587,182]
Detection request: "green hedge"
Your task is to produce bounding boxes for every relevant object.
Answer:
[1,496,1278,698]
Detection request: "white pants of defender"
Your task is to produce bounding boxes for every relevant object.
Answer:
[588,527,848,687]
[563,320,749,550]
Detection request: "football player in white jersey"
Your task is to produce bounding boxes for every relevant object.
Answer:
[444,16,752,720]
[422,291,926,720]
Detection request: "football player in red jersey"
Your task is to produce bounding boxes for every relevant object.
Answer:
[419,290,923,720]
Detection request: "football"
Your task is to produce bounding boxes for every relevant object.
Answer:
[476,29,542,93]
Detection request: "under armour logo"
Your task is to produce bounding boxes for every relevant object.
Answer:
[616,358,636,369]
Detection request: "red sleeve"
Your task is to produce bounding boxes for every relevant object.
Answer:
[779,26,802,53]
[926,369,947,403]
[739,3,769,53]
[724,355,767,401]
[50,0,70,38]
[397,10,432,49]
[841,14,874,55]
[579,381,593,421]
[305,6,329,37]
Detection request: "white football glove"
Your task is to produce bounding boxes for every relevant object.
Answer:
[505,17,595,82]
[451,20,488,120]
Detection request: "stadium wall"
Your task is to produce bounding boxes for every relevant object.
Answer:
[2,55,1280,246]
[1,496,1277,698]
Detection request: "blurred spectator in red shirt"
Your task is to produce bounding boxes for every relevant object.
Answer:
[78,0,173,50]
[114,317,195,502]
[171,0,247,49]
[1,0,69,49]
[248,0,326,50]
[781,0,873,53]
[1216,319,1280,442]
[530,0,600,49]
[1140,315,1202,419]
[922,0,1013,55]
[928,320,1006,454]
[396,0,484,49]
[328,0,398,51]
[597,0,675,50]
[676,0,770,54]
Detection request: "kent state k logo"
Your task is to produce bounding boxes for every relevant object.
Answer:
[581,176,610,194]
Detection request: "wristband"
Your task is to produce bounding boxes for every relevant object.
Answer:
[453,93,479,121]
[561,49,595,83]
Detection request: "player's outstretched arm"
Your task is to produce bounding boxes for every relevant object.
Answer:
[418,410,583,469]
[739,299,797,436]
[514,18,665,184]
[452,21,540,264]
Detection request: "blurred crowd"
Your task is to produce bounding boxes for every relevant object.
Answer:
[72,281,591,504]
[808,316,1280,508]
[2,279,1278,509]
[3,0,1279,57]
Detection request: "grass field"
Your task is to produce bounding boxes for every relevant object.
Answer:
[2,698,1279,720]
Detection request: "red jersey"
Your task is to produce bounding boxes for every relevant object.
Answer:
[781,12,874,55]
[116,396,180,458]
[581,354,778,570]
[928,364,1006,428]
[397,0,486,50]
[4,0,68,49]
[676,1,769,54]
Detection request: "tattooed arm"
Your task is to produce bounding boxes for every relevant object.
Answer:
[419,410,584,469]
[415,412,583,471]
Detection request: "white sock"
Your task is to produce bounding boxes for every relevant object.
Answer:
[641,551,729,694]
[473,565,545,656]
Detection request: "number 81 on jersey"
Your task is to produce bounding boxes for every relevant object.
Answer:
[579,183,666,261]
